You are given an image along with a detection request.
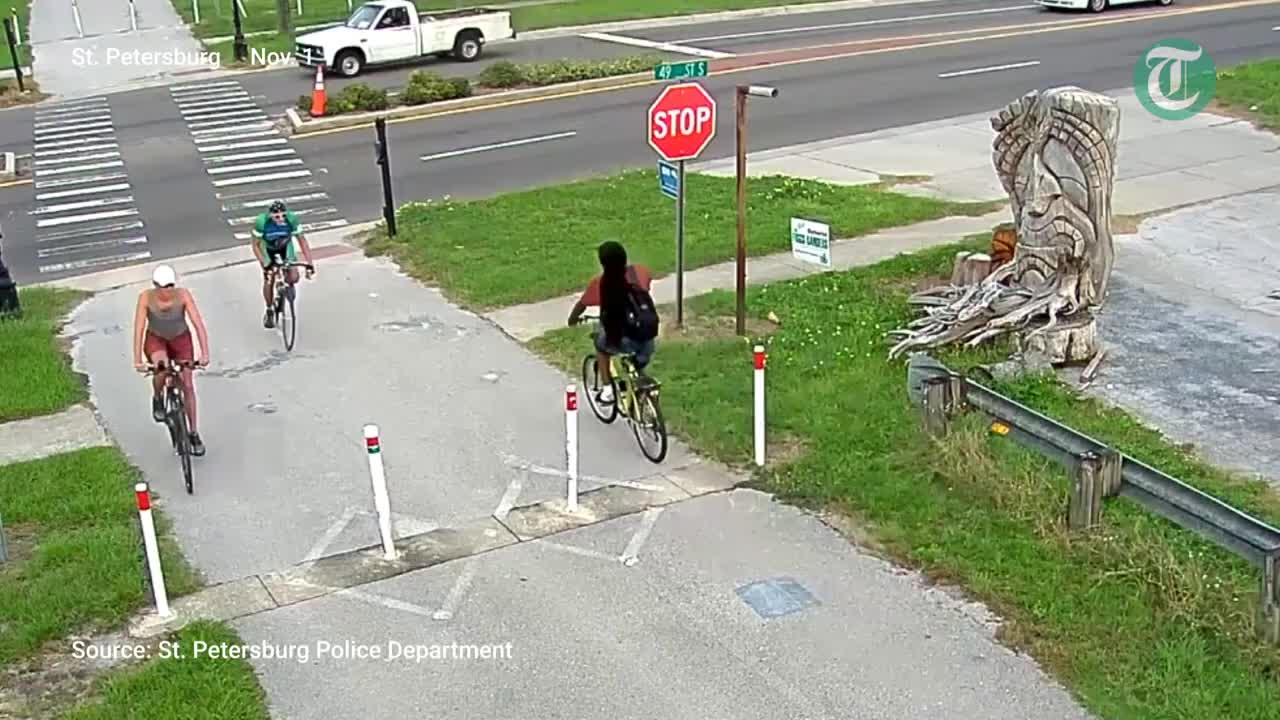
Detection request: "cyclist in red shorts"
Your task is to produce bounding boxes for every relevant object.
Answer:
[131,265,212,456]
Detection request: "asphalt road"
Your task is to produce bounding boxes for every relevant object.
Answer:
[0,0,1275,282]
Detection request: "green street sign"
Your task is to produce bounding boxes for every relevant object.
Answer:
[654,60,709,81]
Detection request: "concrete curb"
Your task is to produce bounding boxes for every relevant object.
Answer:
[126,460,744,637]
[286,73,651,134]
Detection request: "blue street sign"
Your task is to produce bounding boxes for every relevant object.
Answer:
[658,160,679,199]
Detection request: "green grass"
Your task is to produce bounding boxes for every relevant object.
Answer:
[0,447,199,666]
[177,0,848,39]
[0,288,89,423]
[0,2,30,70]
[365,169,998,310]
[60,621,270,720]
[1217,58,1280,130]
[530,238,1280,719]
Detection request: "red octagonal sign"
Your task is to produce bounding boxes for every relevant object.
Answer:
[647,82,717,162]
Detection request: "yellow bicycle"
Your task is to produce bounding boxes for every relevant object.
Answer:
[579,315,667,463]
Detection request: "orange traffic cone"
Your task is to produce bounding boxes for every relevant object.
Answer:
[310,64,326,117]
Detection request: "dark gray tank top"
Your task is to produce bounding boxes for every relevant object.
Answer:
[147,294,188,340]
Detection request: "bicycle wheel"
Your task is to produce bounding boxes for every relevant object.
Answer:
[169,388,193,494]
[279,287,296,351]
[581,354,618,424]
[631,390,668,463]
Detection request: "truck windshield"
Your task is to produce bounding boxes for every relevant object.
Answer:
[346,4,383,29]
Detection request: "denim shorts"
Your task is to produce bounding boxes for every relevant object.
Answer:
[594,327,655,370]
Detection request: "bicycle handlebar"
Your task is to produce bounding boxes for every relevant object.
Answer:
[140,359,204,375]
[268,260,314,269]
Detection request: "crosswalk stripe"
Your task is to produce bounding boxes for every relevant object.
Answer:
[204,148,296,164]
[31,196,135,215]
[36,208,138,228]
[34,136,117,150]
[34,111,112,129]
[193,128,278,143]
[35,151,122,167]
[36,182,133,201]
[35,142,120,157]
[212,169,312,187]
[172,90,251,105]
[35,160,125,176]
[174,92,251,108]
[223,192,330,211]
[39,250,151,275]
[36,106,110,120]
[227,205,338,225]
[215,181,321,201]
[189,115,268,130]
[192,121,274,135]
[196,137,288,153]
[33,119,113,135]
[171,79,242,92]
[32,127,118,142]
[207,158,304,175]
[183,107,264,122]
[35,172,129,189]
[38,235,149,258]
[37,219,145,242]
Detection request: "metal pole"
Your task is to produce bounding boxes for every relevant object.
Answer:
[10,9,19,45]
[675,159,685,328]
[0,513,8,563]
[232,0,247,61]
[129,0,137,31]
[734,87,747,336]
[2,18,20,93]
[192,0,199,25]
[375,117,397,236]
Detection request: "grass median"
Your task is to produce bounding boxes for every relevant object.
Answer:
[366,169,999,309]
[1216,58,1280,131]
[0,288,89,423]
[529,238,1280,719]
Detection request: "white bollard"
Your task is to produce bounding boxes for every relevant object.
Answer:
[363,424,396,559]
[191,0,199,25]
[754,345,766,467]
[134,483,172,617]
[565,385,578,511]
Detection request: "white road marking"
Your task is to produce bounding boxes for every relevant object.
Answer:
[31,196,134,215]
[207,158,304,175]
[38,235,148,258]
[171,78,242,91]
[34,112,112,128]
[226,205,335,225]
[231,217,347,239]
[540,541,618,562]
[420,131,578,162]
[937,59,1040,78]
[333,587,436,618]
[189,116,268,131]
[223,193,328,213]
[183,108,265,122]
[212,169,312,187]
[493,469,526,520]
[34,136,117,151]
[37,208,138,228]
[580,31,734,59]
[34,151,121,167]
[174,93,251,109]
[204,148,296,164]
[619,507,663,565]
[37,220,145,243]
[217,181,320,201]
[34,172,129,189]
[35,160,125,176]
[37,182,132,201]
[432,560,478,621]
[501,454,665,491]
[35,141,119,157]
[31,127,118,142]
[194,128,279,144]
[303,507,360,562]
[196,137,288,152]
[172,90,252,104]
[192,121,274,135]
[679,4,1037,43]
[33,119,113,136]
[39,250,151,274]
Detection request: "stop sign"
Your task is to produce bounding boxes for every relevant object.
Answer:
[647,82,717,162]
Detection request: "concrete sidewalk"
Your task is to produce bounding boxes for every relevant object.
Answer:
[488,89,1280,342]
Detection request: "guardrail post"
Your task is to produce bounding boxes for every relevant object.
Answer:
[1099,449,1122,498]
[1259,551,1280,644]
[1068,452,1103,530]
[947,374,967,413]
[922,375,950,437]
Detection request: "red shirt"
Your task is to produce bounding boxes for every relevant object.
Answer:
[579,265,652,306]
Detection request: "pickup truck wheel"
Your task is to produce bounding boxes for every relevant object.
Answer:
[453,31,483,62]
[335,50,363,77]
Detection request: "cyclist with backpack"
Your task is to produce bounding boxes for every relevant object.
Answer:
[567,240,659,404]
[251,200,316,329]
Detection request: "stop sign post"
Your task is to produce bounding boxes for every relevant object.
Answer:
[648,82,717,328]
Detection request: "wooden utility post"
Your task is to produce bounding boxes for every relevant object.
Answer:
[276,0,292,33]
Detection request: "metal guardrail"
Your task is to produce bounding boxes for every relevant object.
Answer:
[912,359,1280,642]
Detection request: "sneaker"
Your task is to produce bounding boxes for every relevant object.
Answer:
[188,432,205,457]
[597,384,615,404]
[263,308,275,329]
[151,395,165,422]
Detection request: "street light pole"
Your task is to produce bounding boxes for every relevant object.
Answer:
[232,0,248,62]
[734,84,778,336]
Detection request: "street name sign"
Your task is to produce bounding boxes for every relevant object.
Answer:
[658,160,679,199]
[647,82,717,162]
[790,217,831,268]
[654,60,709,81]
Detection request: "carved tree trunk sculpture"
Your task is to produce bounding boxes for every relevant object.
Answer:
[888,87,1120,364]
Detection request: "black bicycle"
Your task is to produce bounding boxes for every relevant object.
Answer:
[266,259,313,351]
[143,359,203,494]
[578,314,667,463]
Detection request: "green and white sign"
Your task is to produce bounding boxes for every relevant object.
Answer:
[790,217,830,268]
[654,60,709,81]
[1134,38,1216,121]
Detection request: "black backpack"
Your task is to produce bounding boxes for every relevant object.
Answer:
[622,269,659,341]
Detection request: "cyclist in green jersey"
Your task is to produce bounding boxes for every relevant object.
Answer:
[252,200,316,328]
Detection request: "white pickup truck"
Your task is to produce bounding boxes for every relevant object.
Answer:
[294,0,516,77]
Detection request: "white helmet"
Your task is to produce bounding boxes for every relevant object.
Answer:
[152,264,176,287]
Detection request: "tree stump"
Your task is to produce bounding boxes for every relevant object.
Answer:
[1022,313,1099,365]
[949,252,994,286]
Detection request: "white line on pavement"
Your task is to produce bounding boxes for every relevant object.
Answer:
[432,560,478,621]
[35,160,125,176]
[34,151,122,167]
[174,92,251,108]
[38,235,148,258]
[223,192,329,212]
[678,4,1037,43]
[39,250,151,275]
[31,127,118,142]
[216,180,320,201]
[36,219,144,242]
[34,136,117,151]
[226,206,336,225]
[619,507,664,565]
[36,208,138,228]
[34,142,120,157]
[500,453,665,491]
[231,218,348,239]
[171,79,242,91]
[192,121,274,135]
[580,31,734,58]
[34,172,129,190]
[303,507,359,562]
[420,131,578,162]
[937,59,1040,78]
[206,158,304,175]
[540,541,619,562]
[183,108,265,122]
[33,120,113,136]
[335,587,436,618]
[31,196,134,215]
[492,469,526,520]
[196,137,288,152]
[33,111,112,128]
[37,182,132,201]
[213,169,312,187]
[194,128,280,144]
[35,104,109,118]
[189,115,269,130]
[204,148,296,164]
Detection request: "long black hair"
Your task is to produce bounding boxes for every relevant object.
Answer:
[597,240,629,346]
